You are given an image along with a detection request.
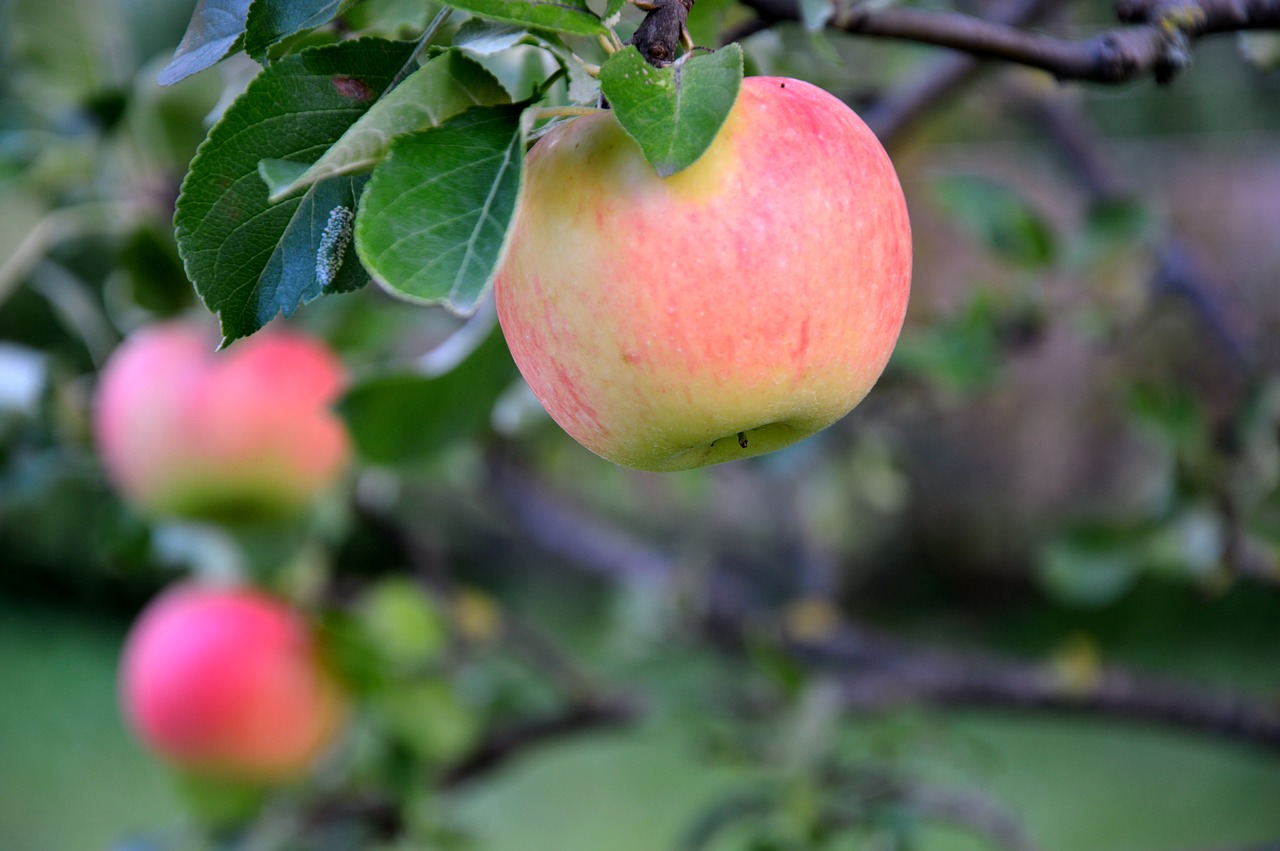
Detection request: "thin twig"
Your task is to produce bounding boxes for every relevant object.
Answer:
[389,7,453,90]
[738,0,1280,84]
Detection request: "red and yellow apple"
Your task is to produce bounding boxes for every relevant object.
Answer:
[120,584,347,783]
[495,76,911,471]
[94,320,350,520]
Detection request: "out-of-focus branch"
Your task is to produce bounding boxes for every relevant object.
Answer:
[1024,91,1252,371]
[738,0,1280,84]
[862,0,1061,145]
[490,458,1280,753]
[865,52,990,145]
[1219,489,1280,587]
[485,456,677,585]
[1022,92,1130,202]
[1024,90,1280,594]
[796,626,1280,748]
[439,698,641,789]
[352,492,642,786]
[355,491,608,696]
[898,781,1043,851]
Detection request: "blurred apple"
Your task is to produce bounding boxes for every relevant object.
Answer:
[495,76,912,471]
[120,584,347,783]
[94,320,350,520]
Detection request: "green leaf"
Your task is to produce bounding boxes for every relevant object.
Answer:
[356,578,449,670]
[376,680,478,763]
[175,38,419,342]
[798,0,834,31]
[604,0,627,20]
[1129,381,1207,450]
[264,49,510,202]
[599,45,743,178]
[355,104,525,314]
[339,314,518,464]
[1039,529,1142,607]
[889,292,1005,393]
[534,33,602,103]
[267,173,371,298]
[256,159,311,197]
[438,0,605,35]
[174,775,267,829]
[1143,506,1224,578]
[157,0,252,86]
[1081,198,1156,255]
[1239,32,1280,70]
[452,19,528,54]
[244,0,346,60]
[932,175,1056,269]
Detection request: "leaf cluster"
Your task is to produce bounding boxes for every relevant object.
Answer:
[163,0,746,343]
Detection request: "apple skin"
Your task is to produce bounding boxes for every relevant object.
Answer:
[94,321,350,520]
[495,76,912,471]
[120,584,348,783]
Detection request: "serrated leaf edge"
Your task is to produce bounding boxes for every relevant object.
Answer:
[353,107,527,317]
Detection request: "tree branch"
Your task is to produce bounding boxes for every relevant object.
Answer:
[485,456,677,585]
[738,0,1280,84]
[352,492,643,787]
[1023,91,1252,370]
[796,626,1280,749]
[898,781,1043,851]
[862,0,1060,144]
[438,699,641,788]
[490,458,1280,754]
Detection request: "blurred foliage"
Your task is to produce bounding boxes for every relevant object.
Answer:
[3,0,1280,849]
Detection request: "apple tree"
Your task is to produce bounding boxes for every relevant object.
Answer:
[2,0,1280,848]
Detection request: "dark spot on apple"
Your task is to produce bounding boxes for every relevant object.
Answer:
[737,431,748,448]
[332,76,374,101]
[780,83,786,88]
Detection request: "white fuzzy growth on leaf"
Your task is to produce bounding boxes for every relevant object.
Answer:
[316,205,355,288]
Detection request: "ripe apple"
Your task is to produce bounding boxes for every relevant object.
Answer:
[94,320,350,520]
[495,76,911,471]
[120,583,348,783]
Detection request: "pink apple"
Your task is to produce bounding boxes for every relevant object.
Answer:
[495,76,912,471]
[120,584,348,783]
[94,320,350,520]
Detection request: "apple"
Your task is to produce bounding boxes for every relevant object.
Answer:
[495,76,911,471]
[94,320,350,520]
[120,583,348,783]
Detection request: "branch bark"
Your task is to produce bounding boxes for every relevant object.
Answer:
[439,699,641,788]
[491,457,1280,754]
[738,0,1280,84]
[862,0,1061,144]
[899,781,1043,851]
[796,626,1280,748]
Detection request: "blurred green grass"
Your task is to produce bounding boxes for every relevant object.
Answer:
[451,714,1280,851]
[0,601,181,851]
[3,600,1280,851]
